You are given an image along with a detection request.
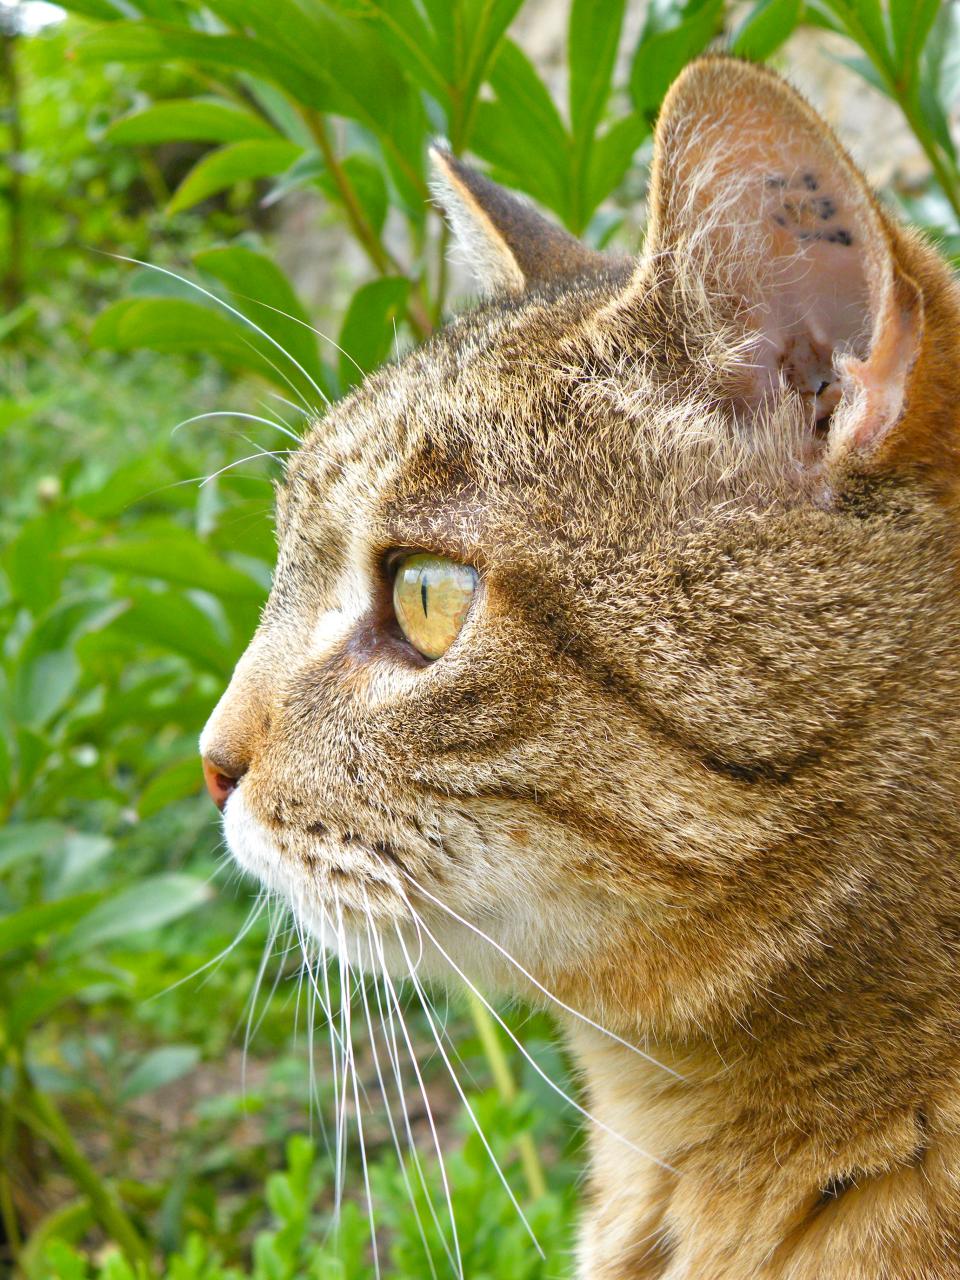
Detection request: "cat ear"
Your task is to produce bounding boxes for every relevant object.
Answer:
[636,56,929,463]
[430,145,605,296]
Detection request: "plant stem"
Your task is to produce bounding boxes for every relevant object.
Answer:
[466,990,548,1201]
[303,110,432,340]
[0,1093,22,1265]
[16,1079,155,1278]
[898,98,960,224]
[307,111,391,274]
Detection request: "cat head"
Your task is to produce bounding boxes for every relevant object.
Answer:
[200,58,960,1037]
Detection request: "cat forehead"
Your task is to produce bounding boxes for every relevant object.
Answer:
[280,269,799,554]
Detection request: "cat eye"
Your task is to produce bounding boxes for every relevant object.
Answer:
[392,553,478,660]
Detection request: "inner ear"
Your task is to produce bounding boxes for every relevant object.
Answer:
[746,168,871,427]
[640,57,922,454]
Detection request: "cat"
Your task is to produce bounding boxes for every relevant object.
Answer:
[200,55,960,1279]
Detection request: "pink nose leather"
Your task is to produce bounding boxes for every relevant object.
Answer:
[202,757,240,811]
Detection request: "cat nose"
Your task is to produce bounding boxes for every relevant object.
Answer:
[201,755,246,811]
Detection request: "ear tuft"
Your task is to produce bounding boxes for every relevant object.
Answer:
[429,144,606,296]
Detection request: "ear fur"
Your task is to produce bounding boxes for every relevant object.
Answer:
[429,145,606,296]
[632,56,960,477]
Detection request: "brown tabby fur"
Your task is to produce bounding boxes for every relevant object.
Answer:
[201,57,960,1278]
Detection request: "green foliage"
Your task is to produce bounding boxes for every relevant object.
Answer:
[4,0,960,1276]
[806,0,960,222]
[34,1122,573,1280]
[40,0,960,396]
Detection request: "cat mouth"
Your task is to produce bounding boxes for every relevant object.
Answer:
[221,789,408,928]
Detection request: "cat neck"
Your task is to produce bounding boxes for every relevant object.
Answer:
[564,881,960,1280]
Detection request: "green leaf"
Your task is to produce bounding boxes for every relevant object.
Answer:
[925,1,960,109]
[194,246,326,391]
[119,1045,201,1102]
[90,297,300,390]
[810,0,893,82]
[17,595,125,663]
[338,278,411,388]
[11,598,125,730]
[73,453,179,521]
[4,512,66,613]
[587,113,650,212]
[0,822,68,874]
[630,0,725,117]
[167,139,302,215]
[111,588,235,678]
[472,39,570,217]
[455,0,527,138]
[241,75,316,147]
[320,154,389,239]
[0,895,101,959]
[7,968,114,1043]
[0,733,9,810]
[569,0,627,142]
[732,0,802,60]
[14,727,48,798]
[202,0,428,206]
[50,834,115,898]
[265,149,325,205]
[57,0,126,16]
[831,50,891,96]
[889,0,941,89]
[471,101,569,217]
[10,649,79,731]
[63,527,266,601]
[106,98,278,146]
[28,1240,91,1280]
[359,0,446,102]
[61,874,212,953]
[487,38,567,156]
[75,23,336,113]
[138,757,205,819]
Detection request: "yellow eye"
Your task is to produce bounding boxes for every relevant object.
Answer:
[392,553,478,660]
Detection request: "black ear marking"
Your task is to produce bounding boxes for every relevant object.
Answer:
[766,173,852,247]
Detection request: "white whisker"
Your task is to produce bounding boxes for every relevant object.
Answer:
[335,897,380,1280]
[265,391,312,418]
[402,899,678,1175]
[198,449,290,488]
[357,921,438,1279]
[393,920,545,1260]
[109,255,329,409]
[369,926,464,1280]
[171,409,302,445]
[324,909,349,1220]
[148,889,267,1002]
[366,916,459,1278]
[402,870,684,1082]
[219,290,365,378]
[241,899,286,1094]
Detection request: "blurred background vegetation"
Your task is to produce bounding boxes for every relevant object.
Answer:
[1,0,958,1276]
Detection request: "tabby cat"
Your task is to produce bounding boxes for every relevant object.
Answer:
[200,56,960,1279]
